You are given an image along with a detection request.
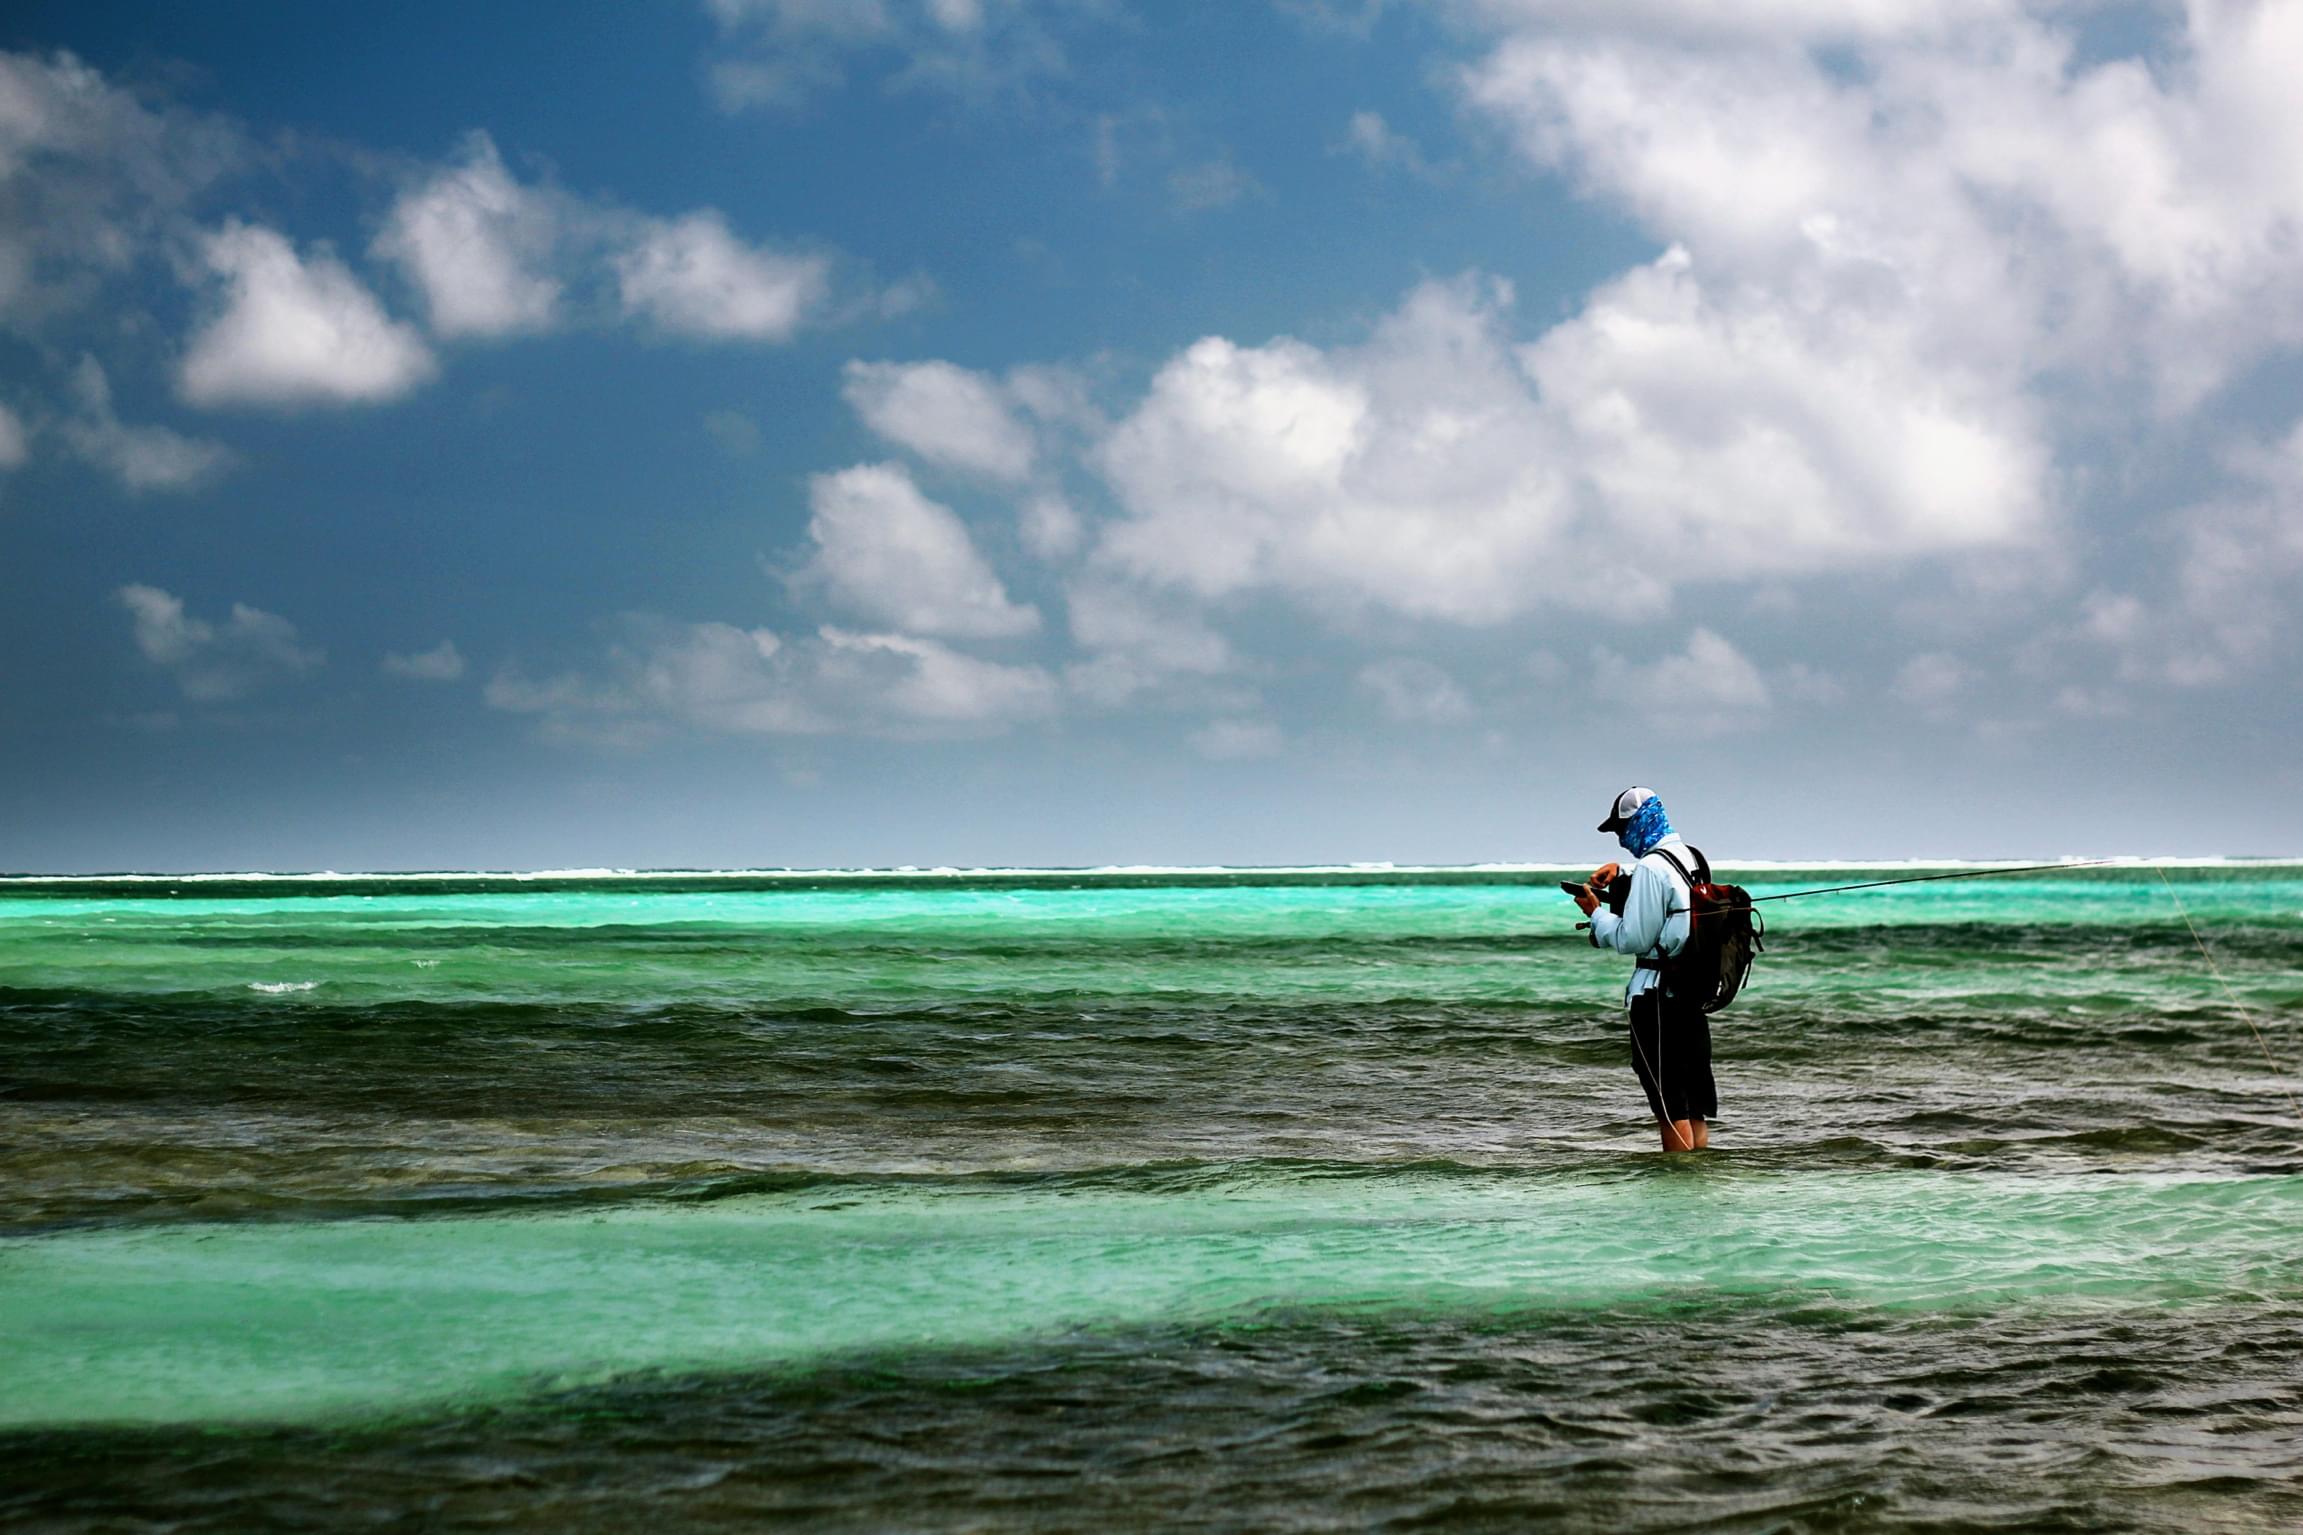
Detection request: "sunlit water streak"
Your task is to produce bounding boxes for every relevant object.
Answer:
[4,1165,2297,1429]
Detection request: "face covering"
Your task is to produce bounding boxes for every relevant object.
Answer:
[1618,795,1675,858]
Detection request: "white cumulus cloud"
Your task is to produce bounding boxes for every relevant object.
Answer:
[1524,247,2048,583]
[373,132,561,339]
[178,222,436,408]
[814,625,1056,724]
[116,583,323,701]
[1458,3,2303,413]
[802,462,1040,638]
[1094,272,2044,623]
[487,622,815,744]
[842,359,1037,481]
[486,615,1055,744]
[613,210,830,342]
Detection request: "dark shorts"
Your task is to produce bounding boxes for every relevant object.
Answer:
[1628,985,1717,1123]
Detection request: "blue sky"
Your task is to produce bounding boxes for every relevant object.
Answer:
[2,1,2298,871]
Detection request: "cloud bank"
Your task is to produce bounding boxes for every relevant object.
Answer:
[33,4,2303,765]
[487,617,1055,745]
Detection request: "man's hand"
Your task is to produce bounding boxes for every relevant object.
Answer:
[1573,861,1620,917]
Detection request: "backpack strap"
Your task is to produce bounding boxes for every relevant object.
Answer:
[1648,846,1698,915]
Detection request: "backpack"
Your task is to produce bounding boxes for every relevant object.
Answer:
[1650,846,1763,1014]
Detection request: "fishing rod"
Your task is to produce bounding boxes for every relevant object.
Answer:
[1741,857,2127,904]
[1567,856,2126,914]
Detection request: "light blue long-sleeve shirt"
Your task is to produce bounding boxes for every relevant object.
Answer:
[1588,833,1695,1006]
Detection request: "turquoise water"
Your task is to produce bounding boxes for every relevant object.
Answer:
[3,864,2299,1530]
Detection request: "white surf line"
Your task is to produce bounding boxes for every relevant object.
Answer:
[2155,865,2301,1123]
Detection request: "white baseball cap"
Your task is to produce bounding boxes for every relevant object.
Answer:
[1598,786,1654,833]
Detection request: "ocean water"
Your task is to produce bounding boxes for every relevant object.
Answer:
[2,863,2298,1531]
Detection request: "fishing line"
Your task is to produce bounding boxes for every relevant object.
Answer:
[1737,857,2128,907]
[1722,861,2293,1078]
[2153,864,2301,1121]
[1734,860,2295,1109]
[1579,858,2129,923]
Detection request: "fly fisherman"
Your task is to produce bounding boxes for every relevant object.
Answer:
[1574,787,1716,1153]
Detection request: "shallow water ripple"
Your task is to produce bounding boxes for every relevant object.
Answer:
[2,866,2298,1529]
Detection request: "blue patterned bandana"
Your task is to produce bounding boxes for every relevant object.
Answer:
[1618,795,1674,857]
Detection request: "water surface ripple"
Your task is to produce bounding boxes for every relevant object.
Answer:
[2,865,2298,1531]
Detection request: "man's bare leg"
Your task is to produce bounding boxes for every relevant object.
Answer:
[1690,1119,1709,1150]
[1659,1118,1698,1153]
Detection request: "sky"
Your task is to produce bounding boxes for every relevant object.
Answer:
[2,0,2299,872]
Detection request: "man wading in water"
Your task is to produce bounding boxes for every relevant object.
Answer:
[1574,787,1717,1153]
